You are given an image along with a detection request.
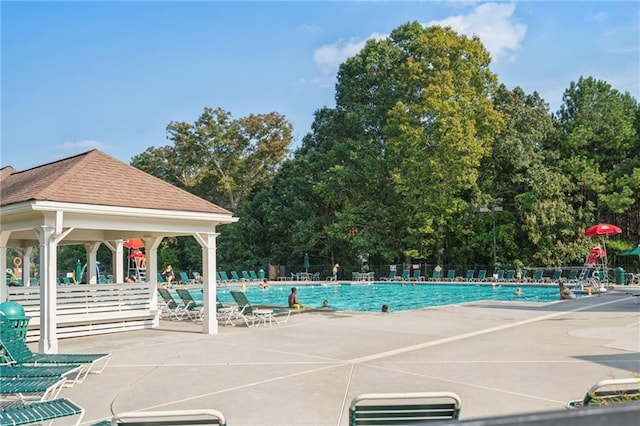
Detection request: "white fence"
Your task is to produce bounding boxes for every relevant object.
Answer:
[8,284,158,342]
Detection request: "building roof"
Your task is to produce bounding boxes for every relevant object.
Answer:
[0,150,232,215]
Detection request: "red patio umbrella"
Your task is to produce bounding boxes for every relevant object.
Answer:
[123,238,145,249]
[584,224,621,282]
[584,223,622,237]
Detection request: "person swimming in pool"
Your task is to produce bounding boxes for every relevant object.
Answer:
[381,304,389,313]
[288,287,304,309]
[515,287,523,296]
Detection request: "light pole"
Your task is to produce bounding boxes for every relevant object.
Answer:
[479,206,503,267]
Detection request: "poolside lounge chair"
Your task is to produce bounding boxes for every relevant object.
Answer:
[445,270,456,281]
[178,271,193,285]
[0,398,84,426]
[464,270,475,281]
[1,376,67,402]
[505,270,516,281]
[567,378,640,408]
[547,269,563,282]
[0,316,110,384]
[230,271,242,282]
[249,270,259,281]
[411,270,423,281]
[381,270,397,281]
[241,271,252,282]
[426,270,441,281]
[219,271,233,283]
[530,270,544,283]
[230,290,291,327]
[398,270,410,282]
[157,287,188,321]
[349,391,461,425]
[494,270,505,282]
[474,270,487,282]
[0,364,83,387]
[97,409,227,425]
[156,273,168,286]
[175,288,204,321]
[565,270,579,283]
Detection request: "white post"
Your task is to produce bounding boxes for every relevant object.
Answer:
[0,231,9,302]
[85,242,101,284]
[195,232,219,335]
[33,225,59,353]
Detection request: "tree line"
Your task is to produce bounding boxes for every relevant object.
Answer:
[128,22,639,276]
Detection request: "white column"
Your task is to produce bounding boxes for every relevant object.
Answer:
[85,242,101,284]
[194,232,219,335]
[0,231,9,301]
[144,237,163,327]
[33,225,59,353]
[103,240,125,283]
[22,247,33,286]
[114,240,124,283]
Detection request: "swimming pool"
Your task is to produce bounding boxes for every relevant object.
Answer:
[212,283,565,312]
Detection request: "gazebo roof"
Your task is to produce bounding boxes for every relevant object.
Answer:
[0,150,237,247]
[1,149,231,214]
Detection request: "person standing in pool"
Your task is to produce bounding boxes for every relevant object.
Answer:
[381,304,389,312]
[288,287,304,309]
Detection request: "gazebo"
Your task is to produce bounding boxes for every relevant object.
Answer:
[0,150,237,353]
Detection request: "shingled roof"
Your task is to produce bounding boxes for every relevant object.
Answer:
[0,150,232,215]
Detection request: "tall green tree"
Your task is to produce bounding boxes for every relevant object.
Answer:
[131,107,293,211]
[553,77,638,222]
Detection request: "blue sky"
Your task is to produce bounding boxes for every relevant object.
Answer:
[2,1,639,171]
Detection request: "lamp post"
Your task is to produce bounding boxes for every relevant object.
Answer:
[479,206,503,267]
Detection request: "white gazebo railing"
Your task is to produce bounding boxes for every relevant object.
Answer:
[8,284,158,342]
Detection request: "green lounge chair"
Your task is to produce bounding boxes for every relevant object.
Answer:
[241,271,252,281]
[427,270,441,281]
[398,270,410,281]
[249,270,259,281]
[177,271,192,284]
[475,270,487,282]
[0,317,110,384]
[567,378,640,408]
[0,364,83,387]
[566,270,579,283]
[381,270,397,281]
[505,270,516,281]
[157,288,188,321]
[494,270,505,281]
[156,273,168,286]
[548,269,563,282]
[0,398,84,426]
[349,391,461,425]
[230,290,290,327]
[230,271,242,282]
[175,288,204,321]
[0,376,66,402]
[411,269,423,281]
[530,270,544,283]
[445,270,456,281]
[97,409,227,425]
[464,270,475,281]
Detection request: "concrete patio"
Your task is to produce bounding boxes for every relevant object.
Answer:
[47,287,639,425]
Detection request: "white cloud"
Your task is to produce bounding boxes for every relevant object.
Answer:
[56,139,111,152]
[311,2,525,77]
[312,32,387,74]
[592,12,607,24]
[425,2,526,60]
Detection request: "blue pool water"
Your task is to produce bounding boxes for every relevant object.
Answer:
[208,283,564,312]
